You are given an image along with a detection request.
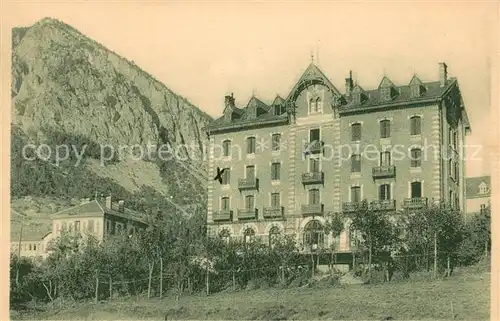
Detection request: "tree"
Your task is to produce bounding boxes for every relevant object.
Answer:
[323,212,345,275]
[346,200,397,282]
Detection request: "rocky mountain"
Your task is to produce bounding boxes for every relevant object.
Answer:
[11,17,212,215]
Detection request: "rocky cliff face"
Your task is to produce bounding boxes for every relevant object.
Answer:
[11,18,212,211]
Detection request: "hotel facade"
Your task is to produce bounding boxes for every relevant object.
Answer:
[204,62,471,255]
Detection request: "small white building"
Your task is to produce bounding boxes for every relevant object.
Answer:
[466,176,491,217]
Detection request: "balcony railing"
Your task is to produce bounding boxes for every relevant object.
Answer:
[403,197,428,209]
[372,165,396,179]
[301,203,324,216]
[342,201,368,212]
[303,140,324,154]
[238,208,258,220]
[301,172,324,185]
[263,206,284,219]
[370,199,396,211]
[212,210,232,222]
[238,178,259,191]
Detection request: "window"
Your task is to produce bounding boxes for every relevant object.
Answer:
[380,151,391,166]
[34,244,37,251]
[380,120,391,138]
[220,229,230,243]
[310,128,320,142]
[274,105,281,116]
[308,188,320,205]
[75,221,81,232]
[271,192,280,208]
[411,182,422,198]
[272,134,281,151]
[245,165,255,180]
[449,190,453,207]
[351,123,361,141]
[271,163,281,180]
[246,137,256,154]
[380,87,392,101]
[221,197,230,211]
[453,131,458,149]
[88,219,94,232]
[351,154,361,172]
[62,221,67,231]
[106,220,111,233]
[269,226,280,248]
[410,148,422,167]
[454,162,459,182]
[309,97,322,114]
[448,159,453,178]
[222,140,231,157]
[410,116,421,135]
[245,195,255,209]
[352,94,360,104]
[244,228,255,244]
[351,186,361,202]
[410,86,421,98]
[480,204,487,215]
[303,220,324,249]
[379,184,391,201]
[221,168,230,185]
[309,157,320,172]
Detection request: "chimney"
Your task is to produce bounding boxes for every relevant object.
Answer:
[224,93,235,120]
[118,200,125,212]
[224,93,235,110]
[439,62,448,87]
[105,195,112,209]
[345,71,353,96]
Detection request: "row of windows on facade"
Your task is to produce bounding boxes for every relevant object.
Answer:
[222,134,282,157]
[217,149,425,186]
[220,181,425,212]
[218,221,354,249]
[12,243,44,252]
[55,220,137,235]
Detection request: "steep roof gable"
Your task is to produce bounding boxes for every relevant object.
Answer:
[378,76,395,88]
[285,63,342,101]
[409,75,424,86]
[466,176,491,199]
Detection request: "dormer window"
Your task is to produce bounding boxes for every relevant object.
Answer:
[351,85,367,105]
[274,105,281,116]
[409,75,426,98]
[378,76,397,102]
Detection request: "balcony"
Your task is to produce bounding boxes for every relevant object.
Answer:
[403,197,428,209]
[263,206,284,219]
[372,165,396,179]
[212,210,233,222]
[303,140,324,155]
[238,208,258,220]
[301,172,324,185]
[370,199,396,211]
[342,201,368,213]
[238,178,259,191]
[301,203,324,216]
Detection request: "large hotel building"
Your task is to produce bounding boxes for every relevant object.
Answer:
[204,62,471,256]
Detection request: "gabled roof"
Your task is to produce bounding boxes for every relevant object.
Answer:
[378,76,395,88]
[352,84,366,94]
[409,75,424,86]
[466,176,491,199]
[247,96,270,112]
[272,95,285,105]
[285,63,342,101]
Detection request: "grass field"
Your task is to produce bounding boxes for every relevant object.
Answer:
[13,265,490,320]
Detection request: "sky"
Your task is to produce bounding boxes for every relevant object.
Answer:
[4,1,497,177]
